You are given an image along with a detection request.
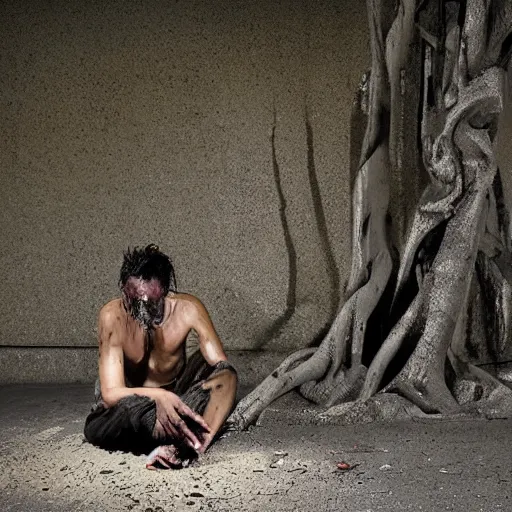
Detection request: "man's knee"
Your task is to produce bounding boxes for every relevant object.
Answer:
[83,411,105,446]
[83,395,157,451]
[217,368,238,390]
[204,365,238,398]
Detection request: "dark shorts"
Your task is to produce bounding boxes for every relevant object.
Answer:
[83,351,237,455]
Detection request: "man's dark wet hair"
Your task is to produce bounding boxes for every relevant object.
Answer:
[119,244,177,295]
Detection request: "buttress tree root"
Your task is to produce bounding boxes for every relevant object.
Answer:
[229,0,512,430]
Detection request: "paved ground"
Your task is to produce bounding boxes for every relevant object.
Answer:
[0,384,511,512]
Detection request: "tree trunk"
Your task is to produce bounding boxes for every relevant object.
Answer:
[229,0,512,431]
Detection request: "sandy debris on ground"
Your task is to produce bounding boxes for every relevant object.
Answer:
[0,427,333,512]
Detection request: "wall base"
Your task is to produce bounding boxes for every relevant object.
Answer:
[0,347,286,387]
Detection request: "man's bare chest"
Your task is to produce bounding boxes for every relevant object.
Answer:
[124,325,187,359]
[122,320,191,385]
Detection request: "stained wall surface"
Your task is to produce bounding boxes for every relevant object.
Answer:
[2,0,512,373]
[1,0,369,353]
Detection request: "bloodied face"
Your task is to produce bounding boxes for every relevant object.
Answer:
[122,277,166,329]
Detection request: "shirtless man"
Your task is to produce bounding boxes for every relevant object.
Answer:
[84,244,238,469]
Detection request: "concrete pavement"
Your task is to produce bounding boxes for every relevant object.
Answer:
[0,384,510,512]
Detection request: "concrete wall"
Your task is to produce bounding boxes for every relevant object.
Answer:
[1,1,512,384]
[1,0,369,357]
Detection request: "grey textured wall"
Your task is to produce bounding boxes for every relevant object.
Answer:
[2,0,512,370]
[1,0,369,353]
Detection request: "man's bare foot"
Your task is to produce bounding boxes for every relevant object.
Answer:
[146,445,182,470]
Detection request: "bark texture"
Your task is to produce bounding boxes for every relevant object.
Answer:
[229,0,512,431]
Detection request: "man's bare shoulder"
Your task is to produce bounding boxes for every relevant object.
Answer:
[98,299,124,326]
[171,293,208,319]
[172,292,203,306]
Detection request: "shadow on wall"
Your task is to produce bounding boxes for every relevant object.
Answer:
[252,103,341,350]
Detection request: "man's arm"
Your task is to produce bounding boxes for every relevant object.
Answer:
[186,297,228,365]
[186,297,237,453]
[97,306,163,406]
[97,306,210,450]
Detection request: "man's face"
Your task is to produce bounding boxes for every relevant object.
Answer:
[122,277,165,329]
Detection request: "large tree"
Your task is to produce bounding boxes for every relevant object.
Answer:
[230,0,512,430]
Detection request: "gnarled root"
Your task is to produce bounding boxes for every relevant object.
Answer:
[318,394,438,425]
[447,349,512,419]
[385,182,492,413]
[228,290,360,430]
[227,348,318,431]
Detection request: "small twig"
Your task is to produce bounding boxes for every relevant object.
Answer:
[257,482,295,496]
[287,468,307,474]
[331,447,388,454]
[206,493,242,501]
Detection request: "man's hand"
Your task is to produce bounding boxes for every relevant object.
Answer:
[153,391,211,452]
[146,445,182,470]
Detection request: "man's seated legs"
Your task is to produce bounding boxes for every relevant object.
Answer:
[174,353,238,451]
[84,394,158,455]
[146,354,238,468]
[84,352,237,467]
[85,244,238,469]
